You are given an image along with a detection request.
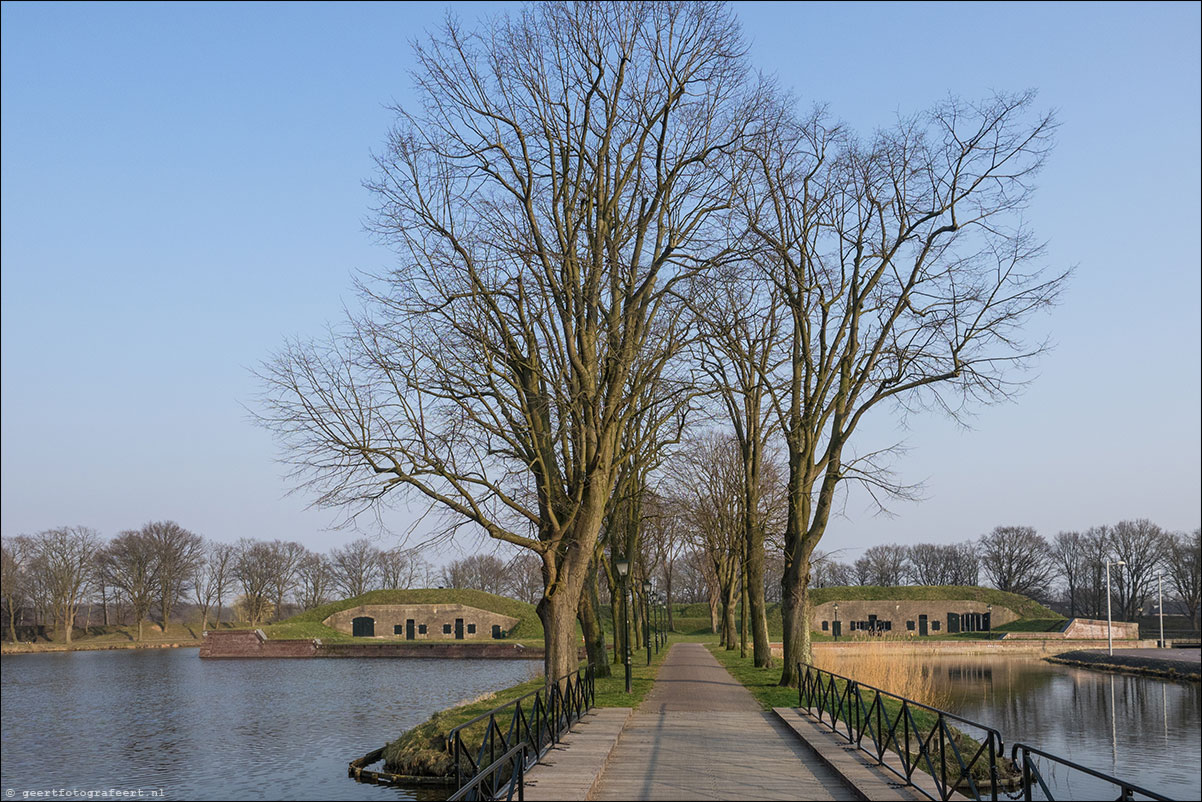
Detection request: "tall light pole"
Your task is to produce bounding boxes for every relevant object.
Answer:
[1156,571,1165,648]
[1105,559,1126,656]
[833,603,840,642]
[642,580,653,666]
[615,559,631,693]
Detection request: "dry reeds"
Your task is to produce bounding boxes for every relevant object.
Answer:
[813,639,952,711]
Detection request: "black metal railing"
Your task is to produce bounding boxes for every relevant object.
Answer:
[446,663,595,792]
[1010,742,1170,802]
[798,662,1175,802]
[799,662,1007,802]
[447,744,528,802]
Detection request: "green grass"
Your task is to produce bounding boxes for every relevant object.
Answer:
[706,641,797,709]
[381,638,674,776]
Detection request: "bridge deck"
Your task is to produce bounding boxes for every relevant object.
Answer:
[528,641,861,801]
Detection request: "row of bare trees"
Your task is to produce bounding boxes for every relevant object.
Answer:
[799,524,1200,628]
[1,528,434,642]
[258,1,1077,687]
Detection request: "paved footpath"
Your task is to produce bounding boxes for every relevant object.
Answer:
[589,642,858,801]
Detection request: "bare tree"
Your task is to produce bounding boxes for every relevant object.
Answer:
[906,542,978,587]
[1109,519,1167,622]
[267,541,308,621]
[946,542,980,587]
[378,546,423,590]
[441,554,510,596]
[741,91,1064,684]
[329,538,381,599]
[1050,531,1088,616]
[297,552,334,611]
[676,433,745,648]
[233,539,277,626]
[32,526,101,643]
[1166,529,1200,630]
[206,542,236,628]
[979,526,1054,600]
[503,552,543,605]
[257,2,760,681]
[101,530,160,641]
[142,521,204,634]
[2,537,32,642]
[855,544,910,586]
[696,275,783,666]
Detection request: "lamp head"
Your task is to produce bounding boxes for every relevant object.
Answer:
[615,559,630,577]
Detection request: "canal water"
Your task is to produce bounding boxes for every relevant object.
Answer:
[852,654,1201,801]
[0,649,540,800]
[3,650,1198,800]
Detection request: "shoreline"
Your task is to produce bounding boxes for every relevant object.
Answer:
[2,640,202,655]
[1045,648,1201,682]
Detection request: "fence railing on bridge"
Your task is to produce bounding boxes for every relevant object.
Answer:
[446,663,594,797]
[797,662,1172,802]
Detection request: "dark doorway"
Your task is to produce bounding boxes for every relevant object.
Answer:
[352,617,375,637]
[492,625,503,639]
[406,619,415,640]
[831,621,841,638]
[918,615,928,637]
[454,618,464,640]
[948,613,961,634]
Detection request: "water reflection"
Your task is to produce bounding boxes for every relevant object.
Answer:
[834,653,1200,800]
[0,650,540,801]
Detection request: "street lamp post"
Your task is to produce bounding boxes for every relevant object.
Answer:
[1105,559,1126,657]
[616,559,632,693]
[642,580,653,666]
[833,603,840,642]
[1156,571,1165,648]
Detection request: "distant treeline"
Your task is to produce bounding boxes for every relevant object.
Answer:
[0,526,543,643]
[805,523,1200,626]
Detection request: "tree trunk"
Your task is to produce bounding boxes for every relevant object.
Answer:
[538,591,579,685]
[578,560,611,678]
[779,548,809,686]
[708,588,720,635]
[745,520,772,667]
[739,555,748,658]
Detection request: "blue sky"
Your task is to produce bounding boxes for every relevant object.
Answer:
[2,1,1199,563]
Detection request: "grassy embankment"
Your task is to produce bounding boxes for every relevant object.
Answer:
[380,638,673,776]
[1,622,217,654]
[248,588,549,646]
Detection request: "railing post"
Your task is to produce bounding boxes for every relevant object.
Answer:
[939,717,947,800]
[1021,750,1032,802]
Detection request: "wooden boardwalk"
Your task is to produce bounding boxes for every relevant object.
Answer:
[532,642,861,801]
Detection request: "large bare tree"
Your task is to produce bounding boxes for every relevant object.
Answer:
[33,526,101,644]
[258,2,758,680]
[741,95,1066,684]
[143,521,204,634]
[101,530,160,641]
